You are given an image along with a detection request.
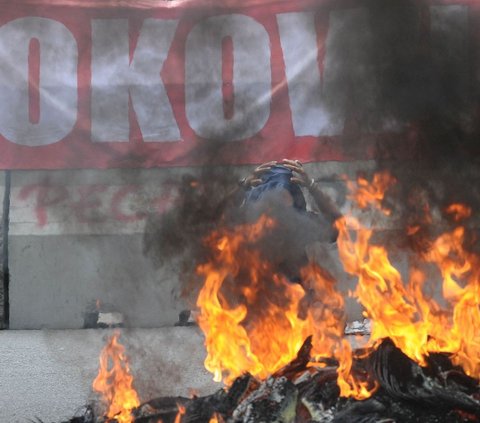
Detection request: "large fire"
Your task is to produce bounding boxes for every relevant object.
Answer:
[337,180,480,384]
[89,168,480,414]
[92,331,140,423]
[196,170,480,400]
[195,214,348,386]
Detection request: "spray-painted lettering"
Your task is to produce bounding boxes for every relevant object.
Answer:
[16,183,175,228]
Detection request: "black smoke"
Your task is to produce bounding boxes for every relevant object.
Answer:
[144,0,480,314]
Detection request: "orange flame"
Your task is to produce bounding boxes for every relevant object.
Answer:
[337,173,442,366]
[196,170,480,402]
[209,413,224,423]
[174,404,186,423]
[336,339,378,400]
[92,331,140,423]
[196,215,347,385]
[423,225,480,377]
[445,203,472,222]
[338,171,480,387]
[337,216,437,366]
[346,171,396,215]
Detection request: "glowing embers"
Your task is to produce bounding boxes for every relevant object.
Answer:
[92,331,140,423]
[196,214,347,386]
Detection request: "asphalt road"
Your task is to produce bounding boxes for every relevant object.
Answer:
[0,328,219,423]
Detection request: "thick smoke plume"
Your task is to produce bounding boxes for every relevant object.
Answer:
[365,0,480,254]
[315,0,480,248]
[144,0,480,315]
[142,147,335,309]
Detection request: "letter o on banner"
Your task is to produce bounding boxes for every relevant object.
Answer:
[185,14,271,141]
[0,17,78,146]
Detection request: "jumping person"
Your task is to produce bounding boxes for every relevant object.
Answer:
[236,159,342,284]
[239,159,341,242]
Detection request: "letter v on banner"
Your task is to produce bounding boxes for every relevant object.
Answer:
[278,9,377,137]
[277,12,343,137]
[91,18,180,143]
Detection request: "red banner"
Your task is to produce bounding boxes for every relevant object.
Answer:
[0,0,477,169]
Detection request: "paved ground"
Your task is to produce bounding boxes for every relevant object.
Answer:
[0,328,220,423]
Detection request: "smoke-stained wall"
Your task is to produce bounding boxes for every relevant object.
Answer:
[5,162,370,329]
[1,159,387,329]
[7,168,184,329]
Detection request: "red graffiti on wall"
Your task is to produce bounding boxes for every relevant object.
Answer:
[18,182,175,227]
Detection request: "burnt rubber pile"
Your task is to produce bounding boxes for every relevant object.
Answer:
[58,337,480,423]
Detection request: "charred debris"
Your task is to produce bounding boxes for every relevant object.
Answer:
[56,336,480,423]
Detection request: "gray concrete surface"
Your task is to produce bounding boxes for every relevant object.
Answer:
[9,234,186,329]
[8,167,193,329]
[7,161,478,329]
[0,328,220,423]
[8,164,375,330]
[0,171,6,328]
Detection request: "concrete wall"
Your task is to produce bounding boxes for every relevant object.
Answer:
[0,172,5,328]
[5,162,378,329]
[8,168,188,329]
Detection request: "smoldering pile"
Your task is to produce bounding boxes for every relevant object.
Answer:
[59,335,480,423]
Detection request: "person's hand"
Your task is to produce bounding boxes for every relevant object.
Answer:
[240,161,277,188]
[281,159,314,188]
